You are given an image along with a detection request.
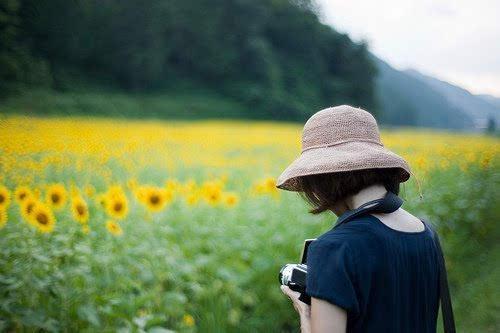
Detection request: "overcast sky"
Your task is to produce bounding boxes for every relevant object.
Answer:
[315,0,500,96]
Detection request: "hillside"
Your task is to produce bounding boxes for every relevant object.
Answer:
[373,57,474,130]
[0,0,376,121]
[405,70,500,129]
[477,95,500,109]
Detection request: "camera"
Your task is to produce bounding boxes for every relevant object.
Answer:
[279,239,315,304]
[279,263,308,293]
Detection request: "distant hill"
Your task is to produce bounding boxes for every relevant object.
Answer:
[405,70,500,129]
[476,94,500,109]
[373,57,473,130]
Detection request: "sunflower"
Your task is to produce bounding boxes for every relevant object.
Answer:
[252,177,279,197]
[0,185,11,209]
[71,196,89,224]
[185,192,199,206]
[127,178,138,191]
[144,187,169,212]
[31,203,56,233]
[21,197,38,224]
[223,192,239,207]
[182,314,195,327]
[84,184,95,197]
[46,184,67,210]
[201,181,223,205]
[134,186,149,204]
[105,194,128,220]
[165,179,180,192]
[14,186,32,204]
[264,177,277,192]
[106,220,123,236]
[0,209,7,229]
[95,193,107,208]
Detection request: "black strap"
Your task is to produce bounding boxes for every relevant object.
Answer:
[421,219,456,333]
[334,190,403,228]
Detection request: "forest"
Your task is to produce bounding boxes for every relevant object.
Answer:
[0,0,378,121]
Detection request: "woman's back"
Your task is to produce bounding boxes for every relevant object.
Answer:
[306,213,440,333]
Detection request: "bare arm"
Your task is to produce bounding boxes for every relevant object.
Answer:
[311,297,347,333]
[281,286,347,333]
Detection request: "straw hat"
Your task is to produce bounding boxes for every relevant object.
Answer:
[276,105,412,192]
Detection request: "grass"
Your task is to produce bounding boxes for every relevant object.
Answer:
[0,88,263,121]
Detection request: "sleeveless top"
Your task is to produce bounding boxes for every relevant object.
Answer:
[305,214,440,332]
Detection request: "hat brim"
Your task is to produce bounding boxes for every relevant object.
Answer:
[276,141,411,192]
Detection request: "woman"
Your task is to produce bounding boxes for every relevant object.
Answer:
[275,105,443,333]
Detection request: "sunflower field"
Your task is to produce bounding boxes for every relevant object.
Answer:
[0,115,499,332]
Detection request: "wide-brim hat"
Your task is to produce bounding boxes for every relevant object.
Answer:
[276,105,412,192]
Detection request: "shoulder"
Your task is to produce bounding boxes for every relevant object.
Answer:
[313,216,379,250]
[309,216,389,268]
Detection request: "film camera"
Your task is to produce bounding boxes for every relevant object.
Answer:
[278,239,315,304]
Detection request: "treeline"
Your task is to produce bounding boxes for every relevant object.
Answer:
[0,0,377,120]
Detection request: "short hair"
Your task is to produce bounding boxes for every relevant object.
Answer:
[297,168,402,214]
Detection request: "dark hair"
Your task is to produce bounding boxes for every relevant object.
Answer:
[297,168,402,214]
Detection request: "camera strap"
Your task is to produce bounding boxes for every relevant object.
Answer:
[333,190,403,228]
[421,218,457,333]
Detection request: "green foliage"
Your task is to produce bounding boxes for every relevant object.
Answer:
[0,88,259,120]
[1,0,377,120]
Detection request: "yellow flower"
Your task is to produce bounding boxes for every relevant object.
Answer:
[165,179,180,192]
[84,184,95,197]
[223,192,239,207]
[0,209,7,229]
[144,187,169,212]
[31,203,56,233]
[95,193,107,208]
[103,185,129,220]
[0,185,11,209]
[480,153,492,169]
[72,196,89,223]
[105,194,128,220]
[127,178,138,191]
[252,177,279,196]
[21,197,38,224]
[185,192,199,206]
[14,186,32,204]
[46,183,67,210]
[415,156,427,170]
[182,314,195,327]
[201,181,223,205]
[106,220,123,236]
[264,177,276,192]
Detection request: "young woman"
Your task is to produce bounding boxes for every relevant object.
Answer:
[276,105,442,333]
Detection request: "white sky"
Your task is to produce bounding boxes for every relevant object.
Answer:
[315,0,500,96]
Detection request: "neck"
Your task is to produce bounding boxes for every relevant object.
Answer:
[346,183,387,210]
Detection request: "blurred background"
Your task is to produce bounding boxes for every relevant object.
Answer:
[0,0,498,332]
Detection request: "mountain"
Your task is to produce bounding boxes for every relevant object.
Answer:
[373,56,474,130]
[405,70,500,129]
[476,94,500,109]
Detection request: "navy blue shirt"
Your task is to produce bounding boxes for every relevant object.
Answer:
[306,214,440,333]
